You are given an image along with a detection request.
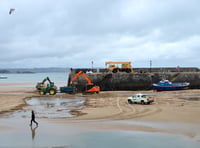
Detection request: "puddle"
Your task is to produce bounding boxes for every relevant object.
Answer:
[7,97,86,118]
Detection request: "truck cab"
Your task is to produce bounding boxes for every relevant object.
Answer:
[127,93,154,104]
[105,61,133,73]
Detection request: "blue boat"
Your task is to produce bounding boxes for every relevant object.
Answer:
[0,76,7,79]
[152,80,190,91]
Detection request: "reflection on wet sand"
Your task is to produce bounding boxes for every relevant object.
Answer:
[30,125,38,141]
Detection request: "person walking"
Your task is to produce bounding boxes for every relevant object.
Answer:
[30,110,38,127]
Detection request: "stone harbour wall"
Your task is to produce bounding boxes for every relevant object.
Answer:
[68,72,200,92]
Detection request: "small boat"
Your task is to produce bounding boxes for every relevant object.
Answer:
[0,76,7,79]
[152,79,190,91]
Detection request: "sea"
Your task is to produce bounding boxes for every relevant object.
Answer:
[0,72,69,87]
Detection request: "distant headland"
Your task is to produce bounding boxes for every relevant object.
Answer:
[0,68,69,73]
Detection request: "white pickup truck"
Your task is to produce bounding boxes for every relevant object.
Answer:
[127,93,154,105]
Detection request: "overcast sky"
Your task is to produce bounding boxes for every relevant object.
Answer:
[1,0,200,68]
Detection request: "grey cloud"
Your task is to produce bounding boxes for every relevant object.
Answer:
[1,0,200,68]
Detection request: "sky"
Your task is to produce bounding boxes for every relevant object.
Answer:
[1,0,200,68]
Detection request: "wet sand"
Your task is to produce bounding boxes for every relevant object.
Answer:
[1,117,200,148]
[0,83,200,147]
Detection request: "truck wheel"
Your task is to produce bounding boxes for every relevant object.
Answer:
[128,100,132,104]
[141,100,145,104]
[39,90,46,95]
[49,89,56,95]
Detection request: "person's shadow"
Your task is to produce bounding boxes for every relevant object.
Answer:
[30,126,38,141]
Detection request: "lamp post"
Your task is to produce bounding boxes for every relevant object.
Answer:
[150,60,152,73]
[91,61,93,71]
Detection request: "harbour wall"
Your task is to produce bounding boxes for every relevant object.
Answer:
[68,71,200,92]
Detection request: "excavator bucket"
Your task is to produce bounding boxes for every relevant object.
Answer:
[86,85,100,93]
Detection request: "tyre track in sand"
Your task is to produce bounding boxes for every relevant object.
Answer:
[98,96,162,120]
[79,91,196,121]
[118,97,162,120]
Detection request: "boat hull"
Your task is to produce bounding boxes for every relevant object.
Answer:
[153,85,189,91]
[0,76,7,79]
[152,81,190,91]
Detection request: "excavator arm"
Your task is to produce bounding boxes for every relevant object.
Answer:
[70,71,100,93]
[70,71,93,85]
[42,77,54,84]
[81,73,93,85]
[70,71,83,84]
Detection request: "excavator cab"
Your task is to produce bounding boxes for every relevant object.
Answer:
[36,77,57,95]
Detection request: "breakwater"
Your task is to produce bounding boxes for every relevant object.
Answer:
[68,71,200,91]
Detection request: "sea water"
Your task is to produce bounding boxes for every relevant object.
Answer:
[0,72,69,87]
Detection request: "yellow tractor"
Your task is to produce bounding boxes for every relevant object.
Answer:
[36,77,57,95]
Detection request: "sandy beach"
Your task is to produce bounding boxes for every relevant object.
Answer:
[0,83,200,147]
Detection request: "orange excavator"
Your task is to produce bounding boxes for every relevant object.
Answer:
[70,71,100,93]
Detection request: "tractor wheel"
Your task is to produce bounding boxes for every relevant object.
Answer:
[126,69,131,73]
[39,90,46,95]
[112,69,118,73]
[49,89,56,95]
